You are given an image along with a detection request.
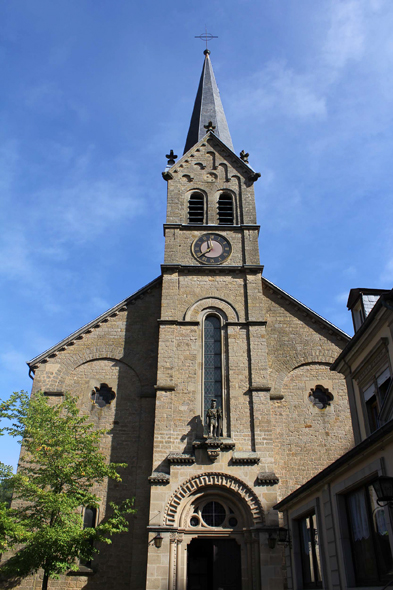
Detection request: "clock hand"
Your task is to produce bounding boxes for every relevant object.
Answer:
[198,245,212,257]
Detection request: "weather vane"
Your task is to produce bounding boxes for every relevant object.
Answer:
[195,27,218,52]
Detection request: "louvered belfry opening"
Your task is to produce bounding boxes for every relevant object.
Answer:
[188,192,205,224]
[218,193,234,225]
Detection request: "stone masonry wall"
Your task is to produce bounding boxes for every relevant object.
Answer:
[263,284,354,501]
[6,283,162,590]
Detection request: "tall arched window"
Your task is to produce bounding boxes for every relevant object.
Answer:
[218,193,234,225]
[188,192,204,224]
[81,506,97,567]
[204,315,222,431]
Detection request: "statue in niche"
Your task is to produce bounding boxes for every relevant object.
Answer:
[206,399,222,438]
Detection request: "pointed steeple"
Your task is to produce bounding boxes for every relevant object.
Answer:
[184,50,234,154]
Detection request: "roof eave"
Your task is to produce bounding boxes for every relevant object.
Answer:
[263,277,350,341]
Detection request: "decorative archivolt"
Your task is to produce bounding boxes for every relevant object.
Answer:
[184,298,239,322]
[54,354,141,392]
[270,361,338,401]
[163,472,264,527]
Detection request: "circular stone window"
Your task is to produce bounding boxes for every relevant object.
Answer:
[190,516,199,527]
[201,501,226,527]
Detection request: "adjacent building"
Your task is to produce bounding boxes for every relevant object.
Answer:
[275,288,393,590]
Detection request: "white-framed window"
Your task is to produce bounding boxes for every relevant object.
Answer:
[345,482,393,586]
[297,512,322,589]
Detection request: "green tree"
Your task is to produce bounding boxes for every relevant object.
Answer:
[0,464,14,507]
[0,391,135,590]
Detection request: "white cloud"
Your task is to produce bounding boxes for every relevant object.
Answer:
[380,257,393,283]
[230,61,326,122]
[0,227,31,280]
[0,140,18,198]
[335,291,349,305]
[89,296,111,314]
[0,350,27,373]
[323,1,365,70]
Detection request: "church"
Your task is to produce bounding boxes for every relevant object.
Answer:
[24,50,354,590]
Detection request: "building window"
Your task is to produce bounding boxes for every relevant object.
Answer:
[204,315,222,432]
[298,513,322,589]
[217,193,234,225]
[81,506,97,567]
[188,192,204,224]
[91,383,115,408]
[188,499,240,530]
[346,483,393,586]
[309,385,333,409]
[363,366,392,432]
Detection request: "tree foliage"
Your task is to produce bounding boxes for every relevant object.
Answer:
[0,391,135,589]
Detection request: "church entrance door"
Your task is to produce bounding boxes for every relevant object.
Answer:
[187,538,242,590]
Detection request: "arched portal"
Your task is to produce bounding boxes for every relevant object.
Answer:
[163,473,264,590]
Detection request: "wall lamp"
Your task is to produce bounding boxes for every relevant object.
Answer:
[153,532,163,549]
[268,527,290,549]
[372,476,393,507]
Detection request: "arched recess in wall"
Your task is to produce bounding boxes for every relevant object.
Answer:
[63,357,142,418]
[163,472,264,528]
[184,297,239,323]
[270,360,338,401]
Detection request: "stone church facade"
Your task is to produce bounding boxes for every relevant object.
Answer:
[18,50,354,590]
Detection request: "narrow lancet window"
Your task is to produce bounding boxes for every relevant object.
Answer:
[188,192,204,224]
[218,193,234,225]
[81,507,97,568]
[204,315,222,433]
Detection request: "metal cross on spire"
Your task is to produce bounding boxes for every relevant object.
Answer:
[195,27,218,52]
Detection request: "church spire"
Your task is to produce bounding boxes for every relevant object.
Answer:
[183,50,234,154]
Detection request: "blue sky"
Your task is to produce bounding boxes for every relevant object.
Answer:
[1,0,393,469]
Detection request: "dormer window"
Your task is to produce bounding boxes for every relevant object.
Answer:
[218,193,234,225]
[347,289,388,333]
[188,193,204,224]
[352,301,365,332]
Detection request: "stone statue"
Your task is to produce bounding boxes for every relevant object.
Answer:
[206,399,222,438]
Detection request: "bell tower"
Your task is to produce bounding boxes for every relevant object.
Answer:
[146,50,276,590]
[162,48,262,271]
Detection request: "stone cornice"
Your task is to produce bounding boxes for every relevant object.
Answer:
[161,264,264,275]
[167,452,196,465]
[163,223,260,231]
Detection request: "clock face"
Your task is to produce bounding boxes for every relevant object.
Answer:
[192,233,232,265]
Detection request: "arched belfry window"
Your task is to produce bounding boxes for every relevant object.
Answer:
[218,193,234,225]
[188,192,204,224]
[204,315,222,430]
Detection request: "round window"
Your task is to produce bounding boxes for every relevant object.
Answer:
[190,516,199,527]
[228,516,238,527]
[201,501,226,527]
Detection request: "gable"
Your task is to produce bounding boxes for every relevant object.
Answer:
[166,132,260,184]
[262,277,349,378]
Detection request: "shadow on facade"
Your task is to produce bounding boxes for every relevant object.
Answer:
[83,288,161,590]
